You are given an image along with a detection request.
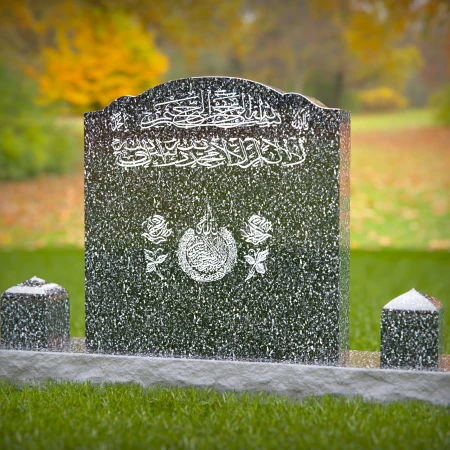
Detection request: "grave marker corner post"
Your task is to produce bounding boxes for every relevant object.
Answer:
[380,288,444,370]
[0,276,70,352]
[84,77,350,365]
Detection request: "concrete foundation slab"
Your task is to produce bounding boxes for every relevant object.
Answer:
[1,350,449,405]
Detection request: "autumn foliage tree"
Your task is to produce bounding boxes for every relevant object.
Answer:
[0,0,448,110]
[218,0,448,108]
[1,2,169,111]
[39,13,168,111]
[0,0,246,112]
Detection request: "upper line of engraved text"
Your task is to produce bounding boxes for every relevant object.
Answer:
[139,90,282,129]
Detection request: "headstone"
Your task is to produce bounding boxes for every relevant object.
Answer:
[0,276,70,351]
[381,288,444,371]
[84,77,350,365]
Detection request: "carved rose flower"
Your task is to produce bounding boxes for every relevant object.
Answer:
[142,215,172,244]
[241,214,272,246]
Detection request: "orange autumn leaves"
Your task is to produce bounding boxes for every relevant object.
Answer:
[351,126,450,250]
[32,9,168,111]
[0,170,84,249]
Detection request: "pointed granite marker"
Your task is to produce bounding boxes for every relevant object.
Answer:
[381,288,444,371]
[0,276,70,352]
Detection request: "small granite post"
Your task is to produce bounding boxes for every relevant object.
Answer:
[0,276,70,352]
[380,288,444,371]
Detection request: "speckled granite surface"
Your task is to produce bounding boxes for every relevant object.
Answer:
[84,77,350,364]
[381,289,444,370]
[0,277,70,352]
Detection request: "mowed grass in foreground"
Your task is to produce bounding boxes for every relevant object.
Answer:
[0,381,448,450]
[0,248,449,352]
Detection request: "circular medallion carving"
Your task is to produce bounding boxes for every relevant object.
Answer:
[177,213,237,282]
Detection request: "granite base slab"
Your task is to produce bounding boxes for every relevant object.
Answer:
[1,349,449,406]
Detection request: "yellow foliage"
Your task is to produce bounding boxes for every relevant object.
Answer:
[36,7,168,111]
[358,87,409,112]
[2,0,447,110]
[344,4,423,90]
[1,0,247,111]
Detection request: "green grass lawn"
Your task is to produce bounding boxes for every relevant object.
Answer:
[0,381,448,450]
[351,108,436,133]
[0,248,449,353]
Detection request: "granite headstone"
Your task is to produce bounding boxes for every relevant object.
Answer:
[84,77,350,365]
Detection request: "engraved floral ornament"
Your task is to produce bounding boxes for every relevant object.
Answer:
[241,214,272,246]
[142,215,172,244]
[142,215,172,279]
[144,249,167,280]
[244,248,269,282]
[241,214,272,281]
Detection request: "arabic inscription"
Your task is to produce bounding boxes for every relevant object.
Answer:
[113,137,306,169]
[139,89,282,129]
[177,208,237,283]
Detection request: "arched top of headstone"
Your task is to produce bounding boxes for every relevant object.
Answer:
[383,288,443,312]
[87,76,341,118]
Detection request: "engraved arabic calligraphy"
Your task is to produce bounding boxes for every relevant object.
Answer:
[111,112,126,131]
[140,90,281,129]
[113,137,306,169]
[292,108,309,131]
[141,211,273,283]
[177,207,237,283]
